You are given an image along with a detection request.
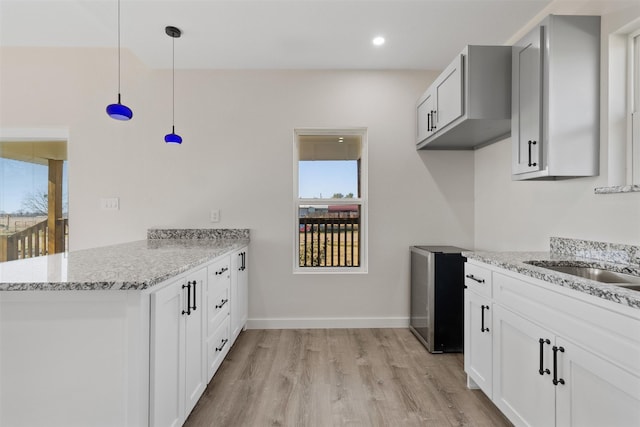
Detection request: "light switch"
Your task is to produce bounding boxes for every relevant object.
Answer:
[100,197,120,210]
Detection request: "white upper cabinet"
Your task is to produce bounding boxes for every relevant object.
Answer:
[417,45,512,150]
[417,90,436,142]
[512,15,600,180]
[434,54,464,131]
[512,25,543,175]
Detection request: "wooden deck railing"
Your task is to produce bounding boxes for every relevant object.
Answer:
[0,218,69,262]
[299,217,360,267]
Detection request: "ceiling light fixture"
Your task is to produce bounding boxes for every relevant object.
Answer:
[164,26,182,144]
[372,36,385,46]
[106,0,133,120]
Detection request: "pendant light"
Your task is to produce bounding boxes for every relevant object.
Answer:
[106,0,133,120]
[165,26,182,144]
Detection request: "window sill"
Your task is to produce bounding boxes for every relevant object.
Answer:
[293,267,368,275]
[594,185,640,194]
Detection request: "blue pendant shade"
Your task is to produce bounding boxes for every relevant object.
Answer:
[165,126,182,144]
[106,93,133,120]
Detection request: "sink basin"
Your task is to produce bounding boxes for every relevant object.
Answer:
[526,263,640,291]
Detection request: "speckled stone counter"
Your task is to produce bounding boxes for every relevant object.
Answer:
[0,229,249,291]
[463,237,640,310]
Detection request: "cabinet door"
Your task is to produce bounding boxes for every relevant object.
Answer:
[493,304,555,427]
[512,25,543,174]
[417,90,436,143]
[150,280,186,427]
[230,250,242,341]
[184,268,207,416]
[555,338,640,427]
[434,54,464,131]
[464,290,493,398]
[238,249,248,330]
[231,248,249,342]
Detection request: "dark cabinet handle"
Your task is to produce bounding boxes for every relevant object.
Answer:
[215,299,229,309]
[430,110,437,131]
[528,140,538,167]
[466,274,485,284]
[215,338,229,352]
[241,252,246,271]
[239,253,244,271]
[181,283,191,316]
[191,280,197,311]
[427,110,431,132]
[215,266,229,276]
[480,305,490,332]
[552,345,565,385]
[539,338,551,375]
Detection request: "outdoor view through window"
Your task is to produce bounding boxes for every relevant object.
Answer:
[296,131,366,269]
[0,140,68,263]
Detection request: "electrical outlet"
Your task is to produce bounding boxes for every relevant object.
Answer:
[100,197,120,210]
[210,209,220,222]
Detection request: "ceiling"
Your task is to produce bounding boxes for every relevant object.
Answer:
[0,141,68,165]
[299,134,362,161]
[0,1,637,70]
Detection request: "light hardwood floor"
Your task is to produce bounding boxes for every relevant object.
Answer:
[185,329,512,427]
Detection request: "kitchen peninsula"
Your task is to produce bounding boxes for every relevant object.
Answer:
[0,229,249,427]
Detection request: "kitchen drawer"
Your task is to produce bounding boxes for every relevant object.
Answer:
[207,316,230,382]
[464,262,492,297]
[208,280,230,336]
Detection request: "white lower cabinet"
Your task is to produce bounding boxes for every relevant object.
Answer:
[493,304,640,427]
[464,289,493,397]
[555,338,640,427]
[150,268,207,427]
[465,261,640,427]
[207,256,231,381]
[150,246,250,426]
[492,304,555,427]
[230,247,249,341]
[183,268,207,416]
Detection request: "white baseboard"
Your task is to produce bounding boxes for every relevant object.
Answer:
[245,317,409,330]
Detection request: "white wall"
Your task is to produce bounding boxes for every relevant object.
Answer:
[474,138,640,251]
[0,47,475,327]
[474,4,640,252]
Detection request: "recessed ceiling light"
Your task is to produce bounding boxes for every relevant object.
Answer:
[372,36,385,46]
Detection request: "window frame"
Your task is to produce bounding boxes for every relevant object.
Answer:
[631,29,640,185]
[293,128,368,274]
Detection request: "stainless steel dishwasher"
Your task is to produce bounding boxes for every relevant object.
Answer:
[410,246,467,353]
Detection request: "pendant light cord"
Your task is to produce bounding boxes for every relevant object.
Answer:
[117,0,121,97]
[172,35,175,127]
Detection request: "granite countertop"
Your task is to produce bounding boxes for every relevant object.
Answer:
[463,250,640,310]
[0,232,249,291]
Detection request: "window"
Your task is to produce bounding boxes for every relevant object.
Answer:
[599,16,640,193]
[632,30,640,184]
[293,129,367,273]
